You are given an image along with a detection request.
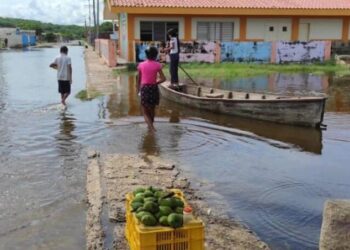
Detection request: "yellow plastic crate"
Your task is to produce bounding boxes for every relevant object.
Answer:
[125,190,205,250]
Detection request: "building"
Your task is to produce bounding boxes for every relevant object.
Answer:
[105,0,350,62]
[0,27,36,48]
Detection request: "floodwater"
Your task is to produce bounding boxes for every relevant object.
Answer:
[0,47,350,250]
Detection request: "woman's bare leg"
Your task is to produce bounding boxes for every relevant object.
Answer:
[142,106,156,132]
[150,107,156,123]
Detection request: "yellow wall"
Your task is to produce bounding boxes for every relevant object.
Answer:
[124,13,350,61]
[343,17,350,41]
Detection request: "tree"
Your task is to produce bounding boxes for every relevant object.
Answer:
[45,32,57,42]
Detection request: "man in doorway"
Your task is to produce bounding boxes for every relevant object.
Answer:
[49,46,72,106]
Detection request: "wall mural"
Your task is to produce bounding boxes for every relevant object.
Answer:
[134,40,331,64]
[135,41,216,63]
[276,41,325,63]
[221,42,271,62]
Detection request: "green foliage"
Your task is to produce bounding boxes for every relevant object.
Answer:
[99,22,113,33]
[45,32,56,43]
[113,63,138,76]
[75,90,102,101]
[175,62,350,79]
[0,17,85,40]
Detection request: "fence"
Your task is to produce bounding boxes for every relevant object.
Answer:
[95,39,117,67]
[135,40,332,64]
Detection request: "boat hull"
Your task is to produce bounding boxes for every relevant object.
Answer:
[159,83,326,127]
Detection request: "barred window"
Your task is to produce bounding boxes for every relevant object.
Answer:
[140,21,179,41]
[197,22,234,41]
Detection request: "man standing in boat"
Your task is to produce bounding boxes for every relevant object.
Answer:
[164,28,180,87]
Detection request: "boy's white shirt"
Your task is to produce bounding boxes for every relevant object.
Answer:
[54,53,71,81]
[170,37,179,54]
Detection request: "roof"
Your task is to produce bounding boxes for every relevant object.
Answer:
[110,0,350,10]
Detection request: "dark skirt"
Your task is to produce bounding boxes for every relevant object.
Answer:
[141,84,159,107]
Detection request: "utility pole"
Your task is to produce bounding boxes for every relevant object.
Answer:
[88,0,91,27]
[84,0,93,44]
[96,0,100,39]
[92,0,97,39]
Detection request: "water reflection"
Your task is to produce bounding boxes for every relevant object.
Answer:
[139,131,160,155]
[103,74,324,154]
[0,52,7,113]
[159,101,323,154]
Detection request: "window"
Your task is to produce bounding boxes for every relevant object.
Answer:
[282,26,288,32]
[140,21,179,41]
[197,22,234,41]
[269,26,274,32]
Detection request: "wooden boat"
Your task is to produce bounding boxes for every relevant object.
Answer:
[159,82,327,127]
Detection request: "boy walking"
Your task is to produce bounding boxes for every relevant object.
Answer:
[50,46,72,106]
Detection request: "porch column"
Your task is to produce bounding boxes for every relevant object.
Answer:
[291,17,300,41]
[184,16,192,41]
[239,17,247,41]
[342,17,350,42]
[128,14,135,62]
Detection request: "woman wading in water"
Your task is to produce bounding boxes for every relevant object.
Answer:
[137,47,166,132]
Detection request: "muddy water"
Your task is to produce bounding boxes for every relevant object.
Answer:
[0,48,349,250]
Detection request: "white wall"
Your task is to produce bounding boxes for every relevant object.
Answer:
[134,16,185,40]
[119,13,129,60]
[0,28,22,47]
[300,18,342,40]
[191,17,240,40]
[247,18,292,41]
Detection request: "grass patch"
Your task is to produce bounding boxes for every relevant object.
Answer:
[75,90,103,101]
[171,61,350,79]
[113,63,137,76]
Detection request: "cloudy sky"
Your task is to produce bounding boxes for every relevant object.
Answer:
[0,0,104,26]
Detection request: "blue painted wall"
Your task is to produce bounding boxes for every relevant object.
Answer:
[22,34,29,47]
[221,42,271,62]
[29,35,36,46]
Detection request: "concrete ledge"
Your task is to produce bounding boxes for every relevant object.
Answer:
[320,199,350,250]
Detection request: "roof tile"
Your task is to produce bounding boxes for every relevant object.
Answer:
[111,0,350,9]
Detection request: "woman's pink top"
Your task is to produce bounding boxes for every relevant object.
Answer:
[138,60,162,86]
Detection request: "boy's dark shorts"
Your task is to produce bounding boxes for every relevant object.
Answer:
[58,80,71,94]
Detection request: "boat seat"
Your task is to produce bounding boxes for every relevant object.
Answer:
[205,93,224,98]
[197,87,201,97]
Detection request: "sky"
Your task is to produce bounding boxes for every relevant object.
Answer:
[0,0,104,26]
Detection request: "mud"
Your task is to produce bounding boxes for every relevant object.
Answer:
[85,152,269,250]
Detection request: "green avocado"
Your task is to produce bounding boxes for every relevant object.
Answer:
[141,214,157,226]
[131,201,143,212]
[159,206,173,216]
[173,197,184,208]
[132,196,144,204]
[143,201,159,213]
[159,216,169,226]
[167,213,183,228]
[135,193,145,200]
[144,197,157,203]
[143,190,154,198]
[159,198,172,207]
[174,207,183,214]
[133,187,145,196]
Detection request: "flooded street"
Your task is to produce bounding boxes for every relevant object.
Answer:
[1,47,350,249]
